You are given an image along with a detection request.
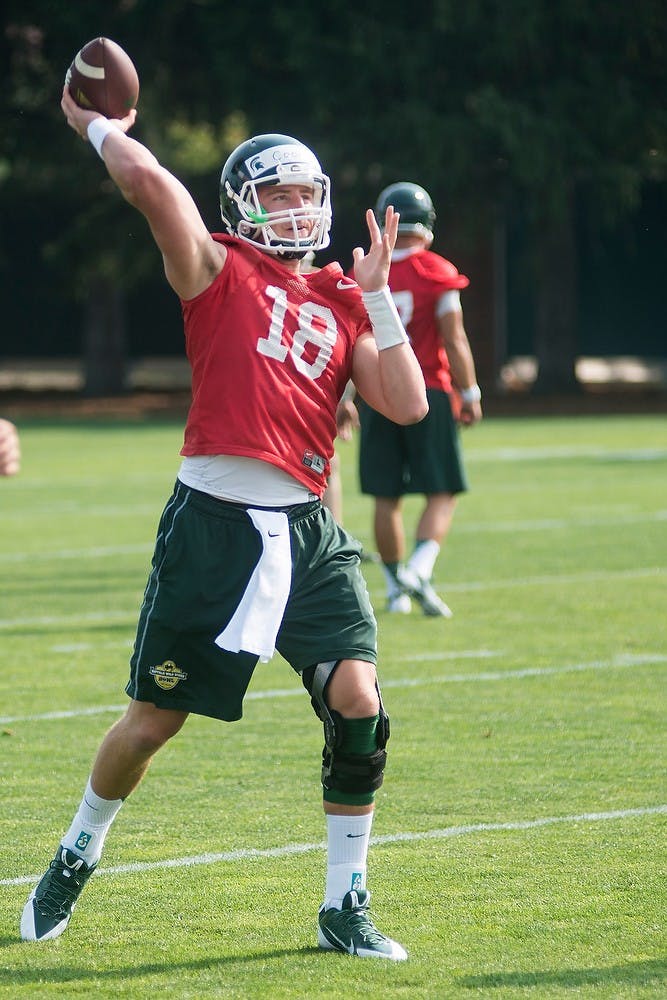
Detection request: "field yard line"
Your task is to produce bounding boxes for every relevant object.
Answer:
[0,544,152,563]
[441,565,666,594]
[1,652,663,726]
[0,566,664,633]
[454,510,667,534]
[468,445,667,462]
[2,511,667,559]
[43,643,503,658]
[0,610,137,629]
[384,651,667,685]
[3,804,665,888]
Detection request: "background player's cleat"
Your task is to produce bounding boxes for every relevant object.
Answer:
[397,567,453,618]
[386,592,412,614]
[20,846,97,941]
[318,888,408,960]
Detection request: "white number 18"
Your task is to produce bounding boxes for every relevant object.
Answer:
[257,285,338,379]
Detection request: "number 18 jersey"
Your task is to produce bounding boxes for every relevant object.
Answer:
[180,236,371,496]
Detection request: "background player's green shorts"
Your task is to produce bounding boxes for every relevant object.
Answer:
[126,481,377,722]
[358,387,468,497]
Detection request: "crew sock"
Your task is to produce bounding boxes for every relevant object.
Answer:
[61,778,123,865]
[407,539,440,581]
[324,812,374,910]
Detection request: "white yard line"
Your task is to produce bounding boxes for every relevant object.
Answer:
[3,804,665,888]
[453,510,667,534]
[1,652,663,726]
[1,511,666,560]
[467,446,667,462]
[0,544,152,563]
[0,565,664,632]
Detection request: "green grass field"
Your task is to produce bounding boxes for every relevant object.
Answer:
[1,411,665,999]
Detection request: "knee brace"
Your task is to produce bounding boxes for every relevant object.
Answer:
[302,661,390,798]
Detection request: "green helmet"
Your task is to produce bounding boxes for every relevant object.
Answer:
[219,133,332,259]
[375,182,436,241]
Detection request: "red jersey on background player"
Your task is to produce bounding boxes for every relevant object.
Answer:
[21,83,428,962]
[357,182,482,617]
[386,247,469,395]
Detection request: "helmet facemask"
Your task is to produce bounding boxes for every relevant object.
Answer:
[396,220,434,245]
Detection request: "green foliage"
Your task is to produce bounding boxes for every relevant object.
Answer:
[0,2,666,379]
[161,114,248,175]
[3,2,665,244]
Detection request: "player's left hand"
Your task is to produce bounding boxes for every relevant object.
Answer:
[352,206,398,292]
[458,399,483,426]
[335,399,360,441]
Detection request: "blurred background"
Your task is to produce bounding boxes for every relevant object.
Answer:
[1,0,665,404]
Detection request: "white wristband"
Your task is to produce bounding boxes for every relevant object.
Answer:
[87,118,115,159]
[460,384,482,404]
[361,287,409,351]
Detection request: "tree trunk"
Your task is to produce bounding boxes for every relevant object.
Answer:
[83,274,127,397]
[531,189,580,394]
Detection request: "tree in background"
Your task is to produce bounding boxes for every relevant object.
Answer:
[284,1,666,391]
[1,7,248,394]
[1,1,665,394]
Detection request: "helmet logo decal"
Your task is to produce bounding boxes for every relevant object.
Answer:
[245,143,321,178]
[249,154,266,174]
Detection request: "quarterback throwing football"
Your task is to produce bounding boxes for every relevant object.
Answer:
[20,85,427,961]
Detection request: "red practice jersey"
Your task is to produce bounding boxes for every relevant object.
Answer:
[387,249,469,392]
[180,236,371,495]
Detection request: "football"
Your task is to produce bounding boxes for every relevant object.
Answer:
[65,37,139,119]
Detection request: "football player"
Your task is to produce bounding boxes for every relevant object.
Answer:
[20,89,429,961]
[357,182,482,616]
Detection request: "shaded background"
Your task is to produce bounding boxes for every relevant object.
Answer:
[1,0,665,397]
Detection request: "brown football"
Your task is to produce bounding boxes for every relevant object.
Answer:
[66,37,139,119]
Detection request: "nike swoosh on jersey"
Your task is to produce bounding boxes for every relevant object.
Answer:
[336,279,357,290]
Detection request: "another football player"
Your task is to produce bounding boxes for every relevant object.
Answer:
[358,182,482,616]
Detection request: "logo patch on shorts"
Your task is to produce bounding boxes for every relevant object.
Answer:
[150,660,188,691]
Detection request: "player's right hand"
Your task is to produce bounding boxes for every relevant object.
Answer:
[61,86,136,140]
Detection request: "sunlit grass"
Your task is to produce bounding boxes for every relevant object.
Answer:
[1,413,665,999]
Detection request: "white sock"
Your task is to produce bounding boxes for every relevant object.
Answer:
[407,539,440,581]
[324,812,374,910]
[61,778,123,865]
